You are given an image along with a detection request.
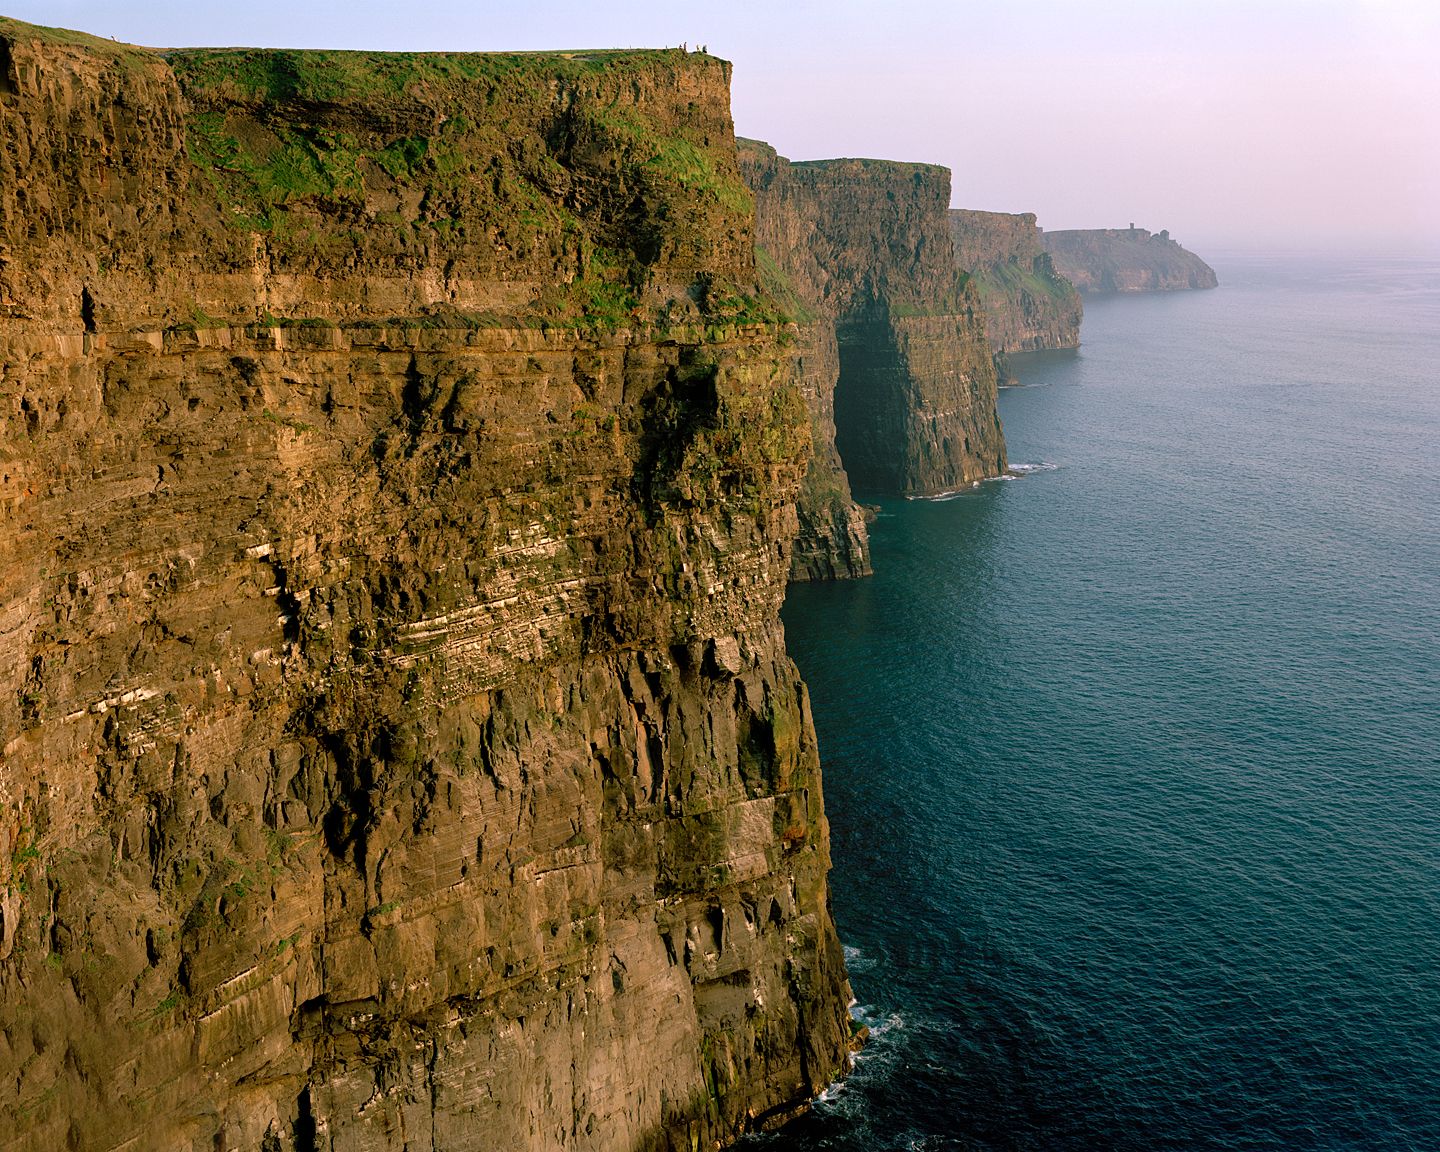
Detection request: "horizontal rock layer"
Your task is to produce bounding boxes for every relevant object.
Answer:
[949,209,1082,355]
[782,319,872,582]
[740,139,1004,503]
[1038,226,1218,293]
[0,19,854,1152]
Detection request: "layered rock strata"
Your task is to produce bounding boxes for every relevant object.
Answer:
[740,139,1004,500]
[751,258,870,582]
[0,19,855,1152]
[948,209,1081,355]
[1038,226,1218,293]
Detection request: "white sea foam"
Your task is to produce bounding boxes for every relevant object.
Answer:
[853,1006,904,1040]
[805,1005,907,1120]
[1007,461,1059,473]
[843,944,879,973]
[916,465,1058,500]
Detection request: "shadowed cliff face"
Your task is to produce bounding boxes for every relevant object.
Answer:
[783,320,874,582]
[739,140,1005,502]
[948,209,1082,355]
[749,261,872,583]
[1038,227,1218,293]
[0,19,856,1152]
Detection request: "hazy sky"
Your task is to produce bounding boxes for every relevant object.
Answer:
[11,0,1438,252]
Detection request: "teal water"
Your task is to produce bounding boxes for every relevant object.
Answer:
[764,256,1440,1150]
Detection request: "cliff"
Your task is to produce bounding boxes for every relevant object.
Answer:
[948,209,1081,355]
[739,139,1004,501]
[750,253,870,582]
[0,18,856,1152]
[1038,226,1218,293]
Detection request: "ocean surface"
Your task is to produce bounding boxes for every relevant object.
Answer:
[761,255,1440,1151]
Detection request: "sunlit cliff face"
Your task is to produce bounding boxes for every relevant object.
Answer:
[0,27,857,1150]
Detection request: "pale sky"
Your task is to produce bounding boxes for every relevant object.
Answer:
[10,0,1438,252]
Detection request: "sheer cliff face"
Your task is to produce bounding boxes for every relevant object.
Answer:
[1038,227,1218,293]
[781,321,872,582]
[948,209,1082,354]
[739,140,1004,499]
[0,20,855,1152]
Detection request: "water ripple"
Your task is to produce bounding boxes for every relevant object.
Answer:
[771,255,1440,1152]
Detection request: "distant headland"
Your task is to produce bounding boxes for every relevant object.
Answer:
[1038,225,1218,293]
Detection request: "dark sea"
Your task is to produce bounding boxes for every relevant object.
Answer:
[761,255,1440,1151]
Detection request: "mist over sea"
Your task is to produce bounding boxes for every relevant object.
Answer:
[759,255,1440,1151]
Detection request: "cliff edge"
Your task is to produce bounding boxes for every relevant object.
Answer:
[1038,226,1218,293]
[740,139,1004,508]
[0,18,855,1152]
[948,209,1081,355]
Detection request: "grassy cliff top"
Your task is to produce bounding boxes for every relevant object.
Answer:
[0,13,164,70]
[0,15,776,329]
[737,138,946,177]
[0,16,715,71]
[164,43,725,107]
[790,156,947,175]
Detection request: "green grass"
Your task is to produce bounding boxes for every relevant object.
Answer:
[754,246,816,324]
[644,137,751,215]
[887,271,973,319]
[972,255,1076,311]
[157,42,757,328]
[0,15,159,73]
[261,408,315,433]
[790,156,948,177]
[166,45,688,107]
[185,112,373,231]
[585,106,752,214]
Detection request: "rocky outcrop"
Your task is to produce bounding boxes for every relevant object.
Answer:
[777,317,872,582]
[749,253,870,582]
[740,139,1004,500]
[0,19,856,1152]
[1038,226,1218,293]
[948,209,1081,354]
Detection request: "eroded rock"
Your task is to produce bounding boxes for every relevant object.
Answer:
[0,20,853,1152]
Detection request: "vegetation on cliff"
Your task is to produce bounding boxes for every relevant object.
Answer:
[0,18,855,1152]
[739,138,1005,499]
[169,44,756,327]
[1,16,797,335]
[948,208,1082,356]
[1038,225,1218,293]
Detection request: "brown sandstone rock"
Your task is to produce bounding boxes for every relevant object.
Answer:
[0,18,853,1152]
[776,318,872,582]
[1038,226,1218,293]
[948,209,1082,354]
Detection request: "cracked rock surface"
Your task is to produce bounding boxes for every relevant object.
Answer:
[0,20,854,1151]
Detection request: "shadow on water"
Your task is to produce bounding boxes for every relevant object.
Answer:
[1002,345,1080,387]
[766,485,1060,1151]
